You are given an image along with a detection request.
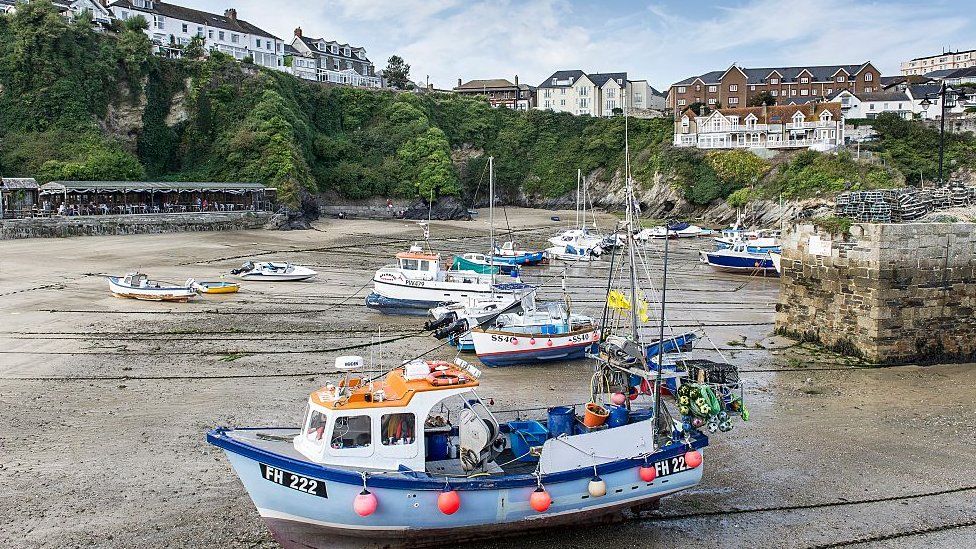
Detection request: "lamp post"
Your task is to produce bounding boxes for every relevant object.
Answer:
[919,82,966,185]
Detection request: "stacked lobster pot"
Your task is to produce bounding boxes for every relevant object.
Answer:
[835,183,975,223]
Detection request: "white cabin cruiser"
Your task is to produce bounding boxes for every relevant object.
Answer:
[107,272,197,302]
[366,245,530,316]
[231,261,317,281]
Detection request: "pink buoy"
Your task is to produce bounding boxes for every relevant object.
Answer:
[353,489,378,516]
[437,489,461,515]
[685,449,703,468]
[547,339,553,347]
[610,392,626,406]
[530,338,537,345]
[512,338,519,345]
[639,465,657,482]
[529,487,551,512]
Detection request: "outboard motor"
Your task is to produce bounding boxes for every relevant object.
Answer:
[230,261,254,275]
[425,312,456,331]
[434,318,469,340]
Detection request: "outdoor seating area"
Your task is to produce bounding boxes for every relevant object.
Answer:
[25,181,275,219]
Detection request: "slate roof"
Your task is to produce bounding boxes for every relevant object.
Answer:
[538,70,588,89]
[455,79,517,90]
[589,72,628,87]
[674,63,872,86]
[908,84,944,98]
[296,36,370,62]
[0,178,39,190]
[923,69,956,79]
[39,181,268,194]
[108,1,279,40]
[856,90,911,102]
[946,67,976,80]
[911,48,976,61]
[685,102,843,124]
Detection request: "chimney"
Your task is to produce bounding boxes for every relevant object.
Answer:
[294,27,302,38]
[515,74,519,87]
[224,8,237,20]
[458,78,462,88]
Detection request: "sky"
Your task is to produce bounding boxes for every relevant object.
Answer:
[183,0,974,90]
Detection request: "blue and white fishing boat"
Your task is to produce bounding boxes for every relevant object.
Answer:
[492,241,546,266]
[470,302,600,367]
[700,243,778,275]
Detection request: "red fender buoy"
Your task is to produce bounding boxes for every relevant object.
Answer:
[437,489,460,515]
[547,339,553,347]
[685,449,703,468]
[530,338,537,345]
[354,489,378,516]
[512,338,519,345]
[639,465,657,482]
[529,487,551,512]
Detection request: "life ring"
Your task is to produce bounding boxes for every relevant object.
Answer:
[427,360,452,372]
[427,371,466,386]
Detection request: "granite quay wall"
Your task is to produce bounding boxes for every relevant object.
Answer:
[0,212,272,240]
[775,222,976,364]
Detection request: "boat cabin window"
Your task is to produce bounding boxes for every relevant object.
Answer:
[381,413,416,445]
[418,260,431,271]
[331,415,371,449]
[401,259,419,270]
[304,409,329,445]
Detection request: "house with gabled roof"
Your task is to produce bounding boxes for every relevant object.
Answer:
[667,62,881,114]
[107,1,284,69]
[536,70,651,116]
[289,28,380,88]
[674,102,844,151]
[453,77,535,110]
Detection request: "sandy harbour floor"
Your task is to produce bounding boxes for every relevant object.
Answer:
[0,208,974,548]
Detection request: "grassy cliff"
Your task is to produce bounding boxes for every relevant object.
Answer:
[1,2,972,210]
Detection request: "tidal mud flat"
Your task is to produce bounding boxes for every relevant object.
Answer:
[0,208,974,548]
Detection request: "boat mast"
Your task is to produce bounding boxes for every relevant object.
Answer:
[624,101,640,341]
[576,168,582,229]
[489,156,495,268]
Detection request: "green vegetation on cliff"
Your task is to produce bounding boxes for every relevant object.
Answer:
[0,2,973,210]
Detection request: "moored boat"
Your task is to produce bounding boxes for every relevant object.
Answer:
[231,261,317,281]
[192,280,241,294]
[699,244,778,275]
[492,241,546,266]
[452,253,519,275]
[470,302,600,367]
[107,272,197,302]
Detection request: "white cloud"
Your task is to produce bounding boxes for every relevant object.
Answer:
[176,0,974,89]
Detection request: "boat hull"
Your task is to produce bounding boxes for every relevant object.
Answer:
[107,277,196,302]
[492,251,546,266]
[471,327,600,367]
[367,274,528,315]
[701,252,778,275]
[366,292,442,316]
[237,272,316,281]
[208,428,705,549]
[195,281,240,294]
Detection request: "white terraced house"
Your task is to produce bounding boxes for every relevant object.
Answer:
[288,28,381,88]
[675,102,844,151]
[107,1,284,70]
[1,0,112,25]
[536,70,654,117]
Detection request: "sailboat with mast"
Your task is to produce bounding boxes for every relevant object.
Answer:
[206,99,746,549]
[546,169,605,261]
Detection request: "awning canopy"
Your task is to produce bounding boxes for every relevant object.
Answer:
[39,181,269,195]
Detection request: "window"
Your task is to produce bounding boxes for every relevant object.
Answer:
[304,409,329,445]
[750,85,756,91]
[579,87,588,96]
[256,39,261,48]
[208,30,213,39]
[695,85,700,91]
[708,85,717,92]
[219,31,225,41]
[560,99,566,106]
[729,84,738,92]
[677,86,686,93]
[864,86,872,93]
[826,88,833,95]
[801,89,809,96]
[836,76,846,82]
[231,34,239,44]
[771,90,778,97]
[401,259,419,270]
[152,15,164,30]
[345,47,350,56]
[864,73,873,81]
[681,117,689,127]
[770,78,779,84]
[181,23,187,33]
[728,97,739,105]
[381,414,415,445]
[331,415,371,449]
[791,89,797,96]
[800,77,809,83]
[677,99,686,106]
[707,98,716,104]
[560,88,566,95]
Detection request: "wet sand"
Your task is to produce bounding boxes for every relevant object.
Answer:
[1,209,974,548]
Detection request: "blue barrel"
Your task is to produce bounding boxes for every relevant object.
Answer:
[547,406,575,438]
[607,404,629,427]
[426,433,449,460]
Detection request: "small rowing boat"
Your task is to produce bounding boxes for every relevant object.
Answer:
[231,261,317,281]
[193,280,241,294]
[107,272,197,302]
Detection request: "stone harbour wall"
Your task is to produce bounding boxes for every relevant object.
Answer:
[775,222,976,364]
[0,212,272,240]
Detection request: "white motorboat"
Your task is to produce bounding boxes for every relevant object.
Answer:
[107,272,197,302]
[366,241,530,316]
[230,261,317,281]
[545,243,598,262]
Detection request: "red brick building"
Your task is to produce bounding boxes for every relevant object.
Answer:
[453,77,535,110]
[667,62,882,113]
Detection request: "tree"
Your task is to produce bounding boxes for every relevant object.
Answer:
[124,14,149,32]
[748,91,776,107]
[384,55,411,90]
[182,35,205,60]
[687,102,708,116]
